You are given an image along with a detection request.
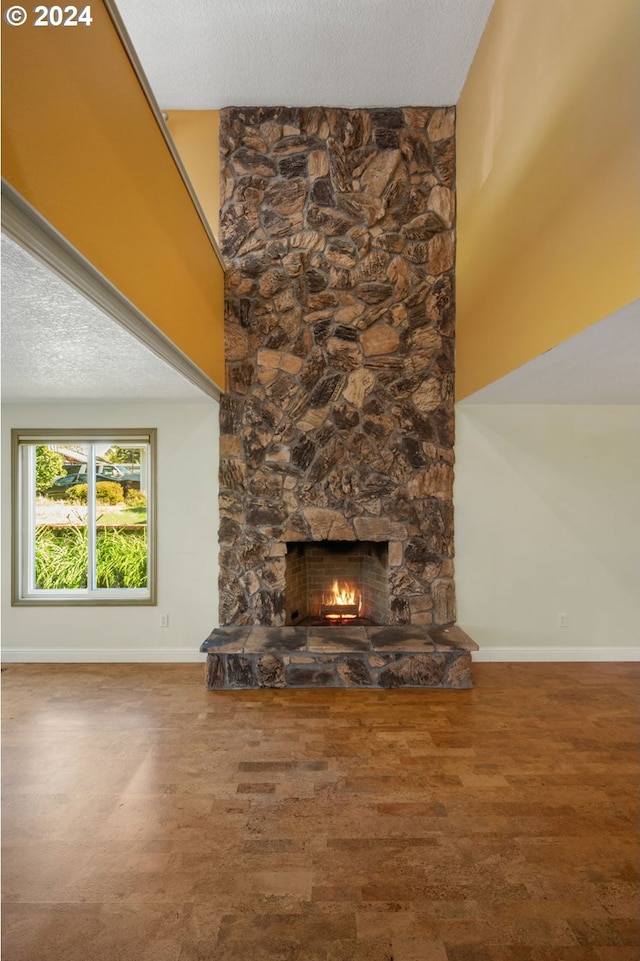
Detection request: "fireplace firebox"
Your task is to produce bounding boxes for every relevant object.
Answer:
[285,541,389,626]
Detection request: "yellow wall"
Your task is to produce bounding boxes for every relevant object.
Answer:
[456,0,640,400]
[1,0,225,389]
[165,112,220,241]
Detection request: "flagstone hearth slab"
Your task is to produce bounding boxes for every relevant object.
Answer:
[200,625,478,690]
[243,627,309,653]
[307,628,371,653]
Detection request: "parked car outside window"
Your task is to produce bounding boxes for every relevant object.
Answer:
[44,471,140,499]
[97,463,140,480]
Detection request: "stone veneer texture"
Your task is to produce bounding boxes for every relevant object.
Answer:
[219,105,456,627]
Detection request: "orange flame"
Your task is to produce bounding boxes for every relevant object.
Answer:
[324,579,358,606]
[322,579,362,619]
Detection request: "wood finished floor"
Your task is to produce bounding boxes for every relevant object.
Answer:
[2,662,638,961]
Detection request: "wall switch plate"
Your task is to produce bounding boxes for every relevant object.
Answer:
[557,612,567,628]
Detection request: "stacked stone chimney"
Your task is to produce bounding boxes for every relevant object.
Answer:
[219,106,456,627]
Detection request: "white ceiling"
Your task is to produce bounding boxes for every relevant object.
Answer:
[115,0,495,109]
[2,0,637,407]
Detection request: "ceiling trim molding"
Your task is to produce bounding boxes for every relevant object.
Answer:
[1,181,222,402]
[103,0,225,265]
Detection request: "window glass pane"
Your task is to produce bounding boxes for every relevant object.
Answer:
[34,444,89,590]
[15,430,154,604]
[95,444,148,589]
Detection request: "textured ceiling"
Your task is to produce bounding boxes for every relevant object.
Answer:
[3,0,636,407]
[0,235,212,404]
[115,0,495,109]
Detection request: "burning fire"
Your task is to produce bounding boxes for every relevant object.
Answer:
[321,579,362,621]
[324,579,359,607]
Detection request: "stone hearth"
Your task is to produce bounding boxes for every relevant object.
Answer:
[201,625,477,690]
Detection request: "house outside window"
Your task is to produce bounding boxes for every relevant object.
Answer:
[12,428,156,605]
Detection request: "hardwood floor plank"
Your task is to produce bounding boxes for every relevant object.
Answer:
[2,662,638,960]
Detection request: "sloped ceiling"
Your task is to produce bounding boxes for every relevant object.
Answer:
[2,0,637,406]
[459,300,640,406]
[2,0,494,406]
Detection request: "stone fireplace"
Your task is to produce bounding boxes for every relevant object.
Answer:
[218,105,457,630]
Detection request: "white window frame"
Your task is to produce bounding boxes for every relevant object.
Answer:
[12,428,157,606]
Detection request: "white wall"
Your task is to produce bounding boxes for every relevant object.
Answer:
[1,401,220,662]
[454,405,640,660]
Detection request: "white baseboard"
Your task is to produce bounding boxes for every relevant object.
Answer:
[1,648,206,663]
[472,647,640,662]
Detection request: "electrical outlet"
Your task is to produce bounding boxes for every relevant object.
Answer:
[557,612,567,628]
[159,613,169,628]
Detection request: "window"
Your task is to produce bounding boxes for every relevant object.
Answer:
[12,429,156,605]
